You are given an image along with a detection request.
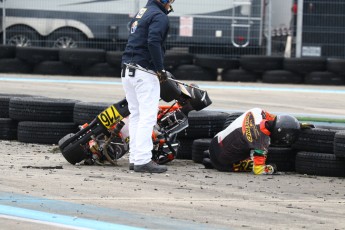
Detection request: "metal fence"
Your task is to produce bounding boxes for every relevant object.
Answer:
[0,0,274,57]
[2,0,343,59]
[296,0,345,58]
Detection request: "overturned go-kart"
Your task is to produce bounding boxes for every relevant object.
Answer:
[58,77,212,166]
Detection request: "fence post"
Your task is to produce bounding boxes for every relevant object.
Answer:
[266,0,272,56]
[296,0,304,57]
[2,0,6,45]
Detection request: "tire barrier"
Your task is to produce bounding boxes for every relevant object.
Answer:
[295,152,345,177]
[0,45,344,84]
[0,93,345,177]
[191,138,212,163]
[9,97,79,122]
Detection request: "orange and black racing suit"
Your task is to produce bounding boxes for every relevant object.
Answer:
[209,108,276,175]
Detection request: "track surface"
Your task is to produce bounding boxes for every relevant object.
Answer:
[0,74,345,230]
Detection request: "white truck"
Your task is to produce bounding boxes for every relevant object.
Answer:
[0,0,292,54]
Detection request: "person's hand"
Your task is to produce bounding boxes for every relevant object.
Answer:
[300,122,315,129]
[157,70,168,83]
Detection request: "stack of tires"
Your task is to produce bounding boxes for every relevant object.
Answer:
[175,110,229,163]
[238,55,345,85]
[0,94,79,144]
[0,45,122,77]
[1,45,345,85]
[293,128,345,177]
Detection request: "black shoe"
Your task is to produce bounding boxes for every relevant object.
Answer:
[129,163,134,170]
[134,161,167,173]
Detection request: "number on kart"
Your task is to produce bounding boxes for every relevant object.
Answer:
[98,105,123,129]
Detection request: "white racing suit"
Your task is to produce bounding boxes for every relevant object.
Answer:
[209,108,276,175]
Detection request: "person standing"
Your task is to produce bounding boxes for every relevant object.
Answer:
[121,0,175,173]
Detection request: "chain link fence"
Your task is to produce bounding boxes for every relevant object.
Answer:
[0,0,272,57]
[1,0,344,58]
[298,0,345,58]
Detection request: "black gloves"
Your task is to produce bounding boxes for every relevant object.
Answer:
[157,70,168,83]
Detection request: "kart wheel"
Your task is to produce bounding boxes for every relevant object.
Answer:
[61,140,87,165]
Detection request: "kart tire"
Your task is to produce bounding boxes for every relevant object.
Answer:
[33,61,78,76]
[60,137,88,165]
[295,151,345,177]
[73,101,111,125]
[0,45,16,59]
[80,63,121,77]
[240,55,284,72]
[192,138,212,163]
[17,121,78,144]
[221,69,258,82]
[178,110,229,139]
[292,128,337,154]
[334,131,345,158]
[262,70,303,84]
[59,48,106,66]
[9,97,78,122]
[16,47,59,64]
[175,138,193,160]
[284,57,327,74]
[267,147,297,172]
[0,118,17,140]
[0,58,33,74]
[0,94,35,118]
[304,71,344,85]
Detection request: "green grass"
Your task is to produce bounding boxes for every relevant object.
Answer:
[296,116,345,124]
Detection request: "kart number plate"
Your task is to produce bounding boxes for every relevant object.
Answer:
[98,105,123,129]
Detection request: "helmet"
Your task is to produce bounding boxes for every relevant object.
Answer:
[270,115,300,146]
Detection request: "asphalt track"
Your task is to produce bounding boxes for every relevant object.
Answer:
[0,73,345,230]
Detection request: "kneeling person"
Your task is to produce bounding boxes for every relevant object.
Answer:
[207,108,300,175]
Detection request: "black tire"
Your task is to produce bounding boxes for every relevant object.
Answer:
[175,138,194,160]
[178,110,229,139]
[284,58,327,75]
[0,45,16,59]
[16,47,59,64]
[164,51,194,70]
[73,102,111,125]
[194,55,240,70]
[60,135,88,165]
[33,61,78,76]
[0,118,17,140]
[267,147,297,172]
[59,48,106,66]
[9,97,78,122]
[295,152,345,177]
[304,71,344,85]
[292,128,337,154]
[327,59,345,75]
[0,94,36,118]
[334,131,345,158]
[5,25,41,47]
[222,112,243,129]
[221,69,258,82]
[80,63,121,77]
[240,56,284,72]
[106,51,123,68]
[192,138,212,163]
[17,121,78,144]
[46,28,87,49]
[172,65,217,81]
[0,58,33,74]
[262,70,303,84]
